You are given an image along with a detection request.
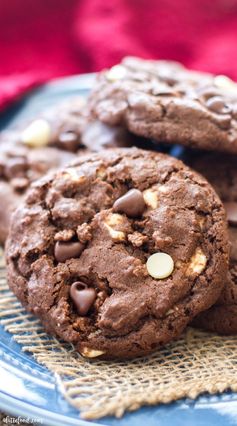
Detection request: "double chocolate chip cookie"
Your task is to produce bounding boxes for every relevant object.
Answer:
[0,96,144,244]
[0,97,87,244]
[89,56,237,153]
[190,152,237,334]
[6,148,229,359]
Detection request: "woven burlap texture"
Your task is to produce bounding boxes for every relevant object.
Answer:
[0,253,237,420]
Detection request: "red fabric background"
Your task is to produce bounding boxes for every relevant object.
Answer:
[1,0,237,110]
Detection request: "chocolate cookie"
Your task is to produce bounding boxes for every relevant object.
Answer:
[89,56,237,153]
[38,97,138,152]
[5,148,229,359]
[3,97,131,154]
[1,95,141,155]
[189,152,237,334]
[0,98,87,244]
[0,96,145,244]
[0,145,75,244]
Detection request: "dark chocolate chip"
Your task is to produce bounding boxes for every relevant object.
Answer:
[58,131,79,151]
[224,202,237,226]
[205,96,231,114]
[11,177,29,191]
[70,282,96,316]
[54,240,84,262]
[113,189,146,217]
[5,157,28,179]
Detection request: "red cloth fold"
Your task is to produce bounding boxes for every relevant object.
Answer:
[1,0,237,111]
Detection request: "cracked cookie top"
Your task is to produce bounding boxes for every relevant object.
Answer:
[89,56,237,154]
[6,148,229,359]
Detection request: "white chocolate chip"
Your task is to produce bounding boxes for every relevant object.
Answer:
[104,225,126,241]
[214,75,237,94]
[96,166,107,179]
[165,306,180,316]
[106,213,124,226]
[146,252,174,279]
[165,308,175,316]
[198,217,205,230]
[21,119,51,147]
[143,189,158,209]
[63,169,86,183]
[186,248,207,275]
[104,213,126,241]
[106,65,127,81]
[158,185,169,194]
[88,330,102,339]
[80,348,105,358]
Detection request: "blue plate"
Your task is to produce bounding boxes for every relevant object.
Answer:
[0,74,237,426]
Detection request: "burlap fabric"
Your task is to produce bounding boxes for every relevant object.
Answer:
[0,251,237,420]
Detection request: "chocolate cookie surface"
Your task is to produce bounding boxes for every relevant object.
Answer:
[6,148,229,359]
[189,152,237,334]
[89,56,237,153]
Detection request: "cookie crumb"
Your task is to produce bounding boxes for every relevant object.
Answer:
[76,223,92,243]
[128,232,148,247]
[54,229,75,242]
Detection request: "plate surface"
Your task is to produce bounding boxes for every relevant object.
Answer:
[0,74,237,426]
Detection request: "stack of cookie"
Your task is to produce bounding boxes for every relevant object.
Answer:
[3,57,237,359]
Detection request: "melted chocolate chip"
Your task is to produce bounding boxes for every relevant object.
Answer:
[205,96,231,115]
[113,189,146,217]
[54,240,84,262]
[224,202,237,226]
[70,282,96,316]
